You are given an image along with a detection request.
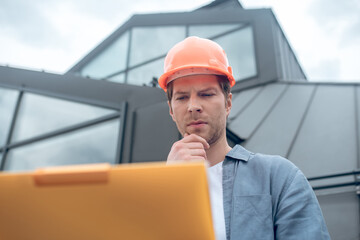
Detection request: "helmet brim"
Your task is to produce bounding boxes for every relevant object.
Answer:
[158,65,235,91]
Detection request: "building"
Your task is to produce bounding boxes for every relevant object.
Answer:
[0,0,359,238]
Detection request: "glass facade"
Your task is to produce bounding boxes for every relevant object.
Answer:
[5,119,120,172]
[188,24,242,39]
[0,86,123,172]
[0,88,19,147]
[129,26,186,67]
[77,23,257,87]
[80,31,129,79]
[12,93,116,142]
[127,58,164,86]
[214,26,257,80]
[108,73,126,83]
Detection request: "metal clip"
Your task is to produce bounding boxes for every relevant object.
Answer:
[33,163,110,186]
[355,172,360,195]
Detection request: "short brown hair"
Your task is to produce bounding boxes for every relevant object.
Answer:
[166,75,231,103]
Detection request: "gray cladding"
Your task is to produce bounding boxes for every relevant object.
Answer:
[243,84,315,157]
[356,86,360,167]
[228,83,287,139]
[317,192,360,240]
[228,86,263,120]
[230,82,359,179]
[288,85,357,178]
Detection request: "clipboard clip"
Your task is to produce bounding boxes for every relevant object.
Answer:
[32,163,110,186]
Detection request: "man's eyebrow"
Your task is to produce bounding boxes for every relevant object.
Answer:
[173,91,188,95]
[199,87,218,92]
[173,87,218,95]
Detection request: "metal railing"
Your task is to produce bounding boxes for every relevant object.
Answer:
[308,169,360,194]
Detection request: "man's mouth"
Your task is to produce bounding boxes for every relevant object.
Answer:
[188,120,207,127]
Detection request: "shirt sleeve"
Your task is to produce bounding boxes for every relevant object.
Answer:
[274,169,331,239]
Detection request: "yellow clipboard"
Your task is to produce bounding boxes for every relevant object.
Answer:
[0,162,215,240]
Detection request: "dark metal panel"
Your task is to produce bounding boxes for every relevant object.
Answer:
[271,22,284,80]
[0,66,166,110]
[228,86,263,120]
[317,192,360,240]
[288,85,357,178]
[356,86,360,169]
[228,83,286,139]
[130,101,179,163]
[251,10,279,86]
[226,128,244,147]
[195,0,243,11]
[244,84,314,157]
[115,102,127,164]
[119,9,262,27]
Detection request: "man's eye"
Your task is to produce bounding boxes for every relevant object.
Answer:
[201,93,214,97]
[176,96,187,100]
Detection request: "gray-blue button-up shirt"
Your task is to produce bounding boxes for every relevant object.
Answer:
[223,145,330,239]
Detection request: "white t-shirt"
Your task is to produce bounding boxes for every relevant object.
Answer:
[207,161,226,240]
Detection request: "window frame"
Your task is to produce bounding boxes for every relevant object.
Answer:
[0,83,127,171]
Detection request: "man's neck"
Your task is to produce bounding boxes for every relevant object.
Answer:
[206,135,232,167]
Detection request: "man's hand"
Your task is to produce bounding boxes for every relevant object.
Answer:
[167,133,210,164]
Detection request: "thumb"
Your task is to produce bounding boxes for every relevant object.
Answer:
[183,133,189,137]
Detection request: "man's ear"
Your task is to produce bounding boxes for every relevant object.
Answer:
[168,101,176,122]
[226,93,232,117]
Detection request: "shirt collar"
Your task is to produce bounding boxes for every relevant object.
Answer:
[225,145,252,162]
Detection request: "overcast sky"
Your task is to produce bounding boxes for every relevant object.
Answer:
[0,0,359,82]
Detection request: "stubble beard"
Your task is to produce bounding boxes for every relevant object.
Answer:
[206,124,225,146]
[182,121,225,146]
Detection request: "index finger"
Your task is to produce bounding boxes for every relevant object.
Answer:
[182,134,210,149]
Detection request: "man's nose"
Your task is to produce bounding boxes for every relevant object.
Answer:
[188,96,202,113]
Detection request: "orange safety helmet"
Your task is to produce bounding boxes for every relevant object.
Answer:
[158,36,235,91]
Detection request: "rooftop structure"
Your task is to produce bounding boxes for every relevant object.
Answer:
[0,1,358,238]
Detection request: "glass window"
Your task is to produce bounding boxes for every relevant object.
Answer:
[108,73,125,83]
[188,24,243,39]
[4,119,120,172]
[127,58,164,86]
[214,26,257,81]
[12,93,117,142]
[0,88,19,147]
[129,26,185,67]
[80,31,129,79]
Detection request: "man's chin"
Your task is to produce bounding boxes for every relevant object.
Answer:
[184,131,210,142]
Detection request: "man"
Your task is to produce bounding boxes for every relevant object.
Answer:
[158,36,330,239]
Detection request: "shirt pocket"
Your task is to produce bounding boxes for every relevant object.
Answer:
[231,195,274,239]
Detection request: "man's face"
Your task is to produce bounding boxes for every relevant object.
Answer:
[168,75,232,145]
